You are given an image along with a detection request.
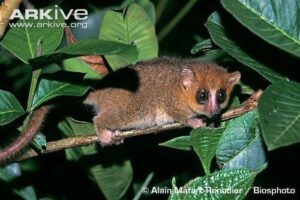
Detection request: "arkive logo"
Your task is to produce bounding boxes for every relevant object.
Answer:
[10,5,88,20]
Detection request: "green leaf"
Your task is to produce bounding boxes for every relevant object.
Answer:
[159,136,192,151]
[58,118,133,200]
[170,169,255,200]
[191,39,213,54]
[0,89,25,126]
[221,0,300,58]
[121,0,156,23]
[191,127,224,175]
[30,39,138,66]
[31,79,89,110]
[217,110,267,171]
[258,80,300,150]
[17,186,37,200]
[99,4,158,70]
[0,6,64,63]
[206,12,285,82]
[62,58,102,80]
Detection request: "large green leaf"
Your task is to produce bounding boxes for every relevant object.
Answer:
[58,118,133,200]
[0,6,64,63]
[206,12,284,82]
[221,0,300,58]
[258,80,300,150]
[0,89,25,126]
[170,169,255,200]
[31,79,89,110]
[191,127,224,175]
[216,111,267,171]
[99,4,158,70]
[30,39,138,66]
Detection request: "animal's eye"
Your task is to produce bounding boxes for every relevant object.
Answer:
[196,90,209,104]
[217,89,226,103]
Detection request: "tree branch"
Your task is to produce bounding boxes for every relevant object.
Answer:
[14,90,263,162]
[0,0,22,39]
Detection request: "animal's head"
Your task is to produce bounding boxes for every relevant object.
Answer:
[180,63,240,118]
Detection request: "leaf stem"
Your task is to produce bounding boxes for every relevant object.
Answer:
[158,0,198,41]
[26,37,43,112]
[22,38,43,130]
[26,69,42,111]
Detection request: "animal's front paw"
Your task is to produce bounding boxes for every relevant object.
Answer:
[97,128,124,147]
[185,118,205,129]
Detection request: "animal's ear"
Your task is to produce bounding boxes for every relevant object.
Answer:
[181,66,195,90]
[228,71,241,85]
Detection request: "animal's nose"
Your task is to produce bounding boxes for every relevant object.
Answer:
[209,105,221,118]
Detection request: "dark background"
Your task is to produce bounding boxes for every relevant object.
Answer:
[0,0,299,199]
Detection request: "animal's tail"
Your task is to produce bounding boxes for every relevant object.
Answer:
[0,105,51,165]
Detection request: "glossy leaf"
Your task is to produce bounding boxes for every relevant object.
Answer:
[170,169,255,200]
[0,89,25,126]
[221,0,300,58]
[159,136,192,151]
[206,12,284,82]
[0,6,64,63]
[191,127,224,175]
[217,110,267,171]
[31,79,89,110]
[99,4,158,70]
[30,39,138,66]
[58,118,133,200]
[258,80,300,150]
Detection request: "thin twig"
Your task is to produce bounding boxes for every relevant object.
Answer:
[156,0,168,23]
[221,89,263,120]
[14,90,263,162]
[158,0,198,41]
